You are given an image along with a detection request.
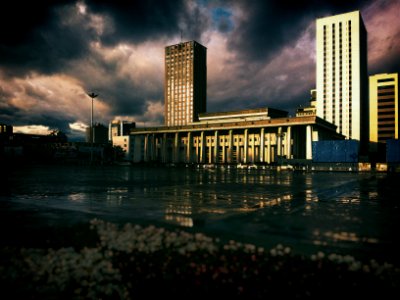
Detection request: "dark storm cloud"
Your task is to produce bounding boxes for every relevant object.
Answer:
[1,96,73,132]
[94,78,159,117]
[78,45,160,107]
[23,115,74,132]
[84,0,187,45]
[0,0,189,76]
[1,0,399,139]
[228,0,371,62]
[0,1,82,75]
[0,99,73,133]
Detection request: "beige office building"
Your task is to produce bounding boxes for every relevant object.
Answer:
[316,11,368,145]
[369,73,399,144]
[165,40,207,126]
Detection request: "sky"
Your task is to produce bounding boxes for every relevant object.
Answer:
[1,0,399,140]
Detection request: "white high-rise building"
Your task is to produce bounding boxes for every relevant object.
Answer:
[316,11,368,145]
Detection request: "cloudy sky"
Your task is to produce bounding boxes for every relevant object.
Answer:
[1,0,399,140]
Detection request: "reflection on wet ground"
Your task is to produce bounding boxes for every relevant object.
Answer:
[1,165,399,263]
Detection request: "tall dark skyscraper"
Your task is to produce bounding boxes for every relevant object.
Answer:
[164,40,207,126]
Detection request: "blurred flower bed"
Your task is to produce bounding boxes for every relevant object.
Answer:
[1,219,399,299]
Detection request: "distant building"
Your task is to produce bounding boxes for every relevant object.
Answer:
[165,40,207,126]
[129,107,343,164]
[0,124,13,135]
[316,11,368,146]
[369,73,398,144]
[112,135,144,163]
[296,89,317,117]
[0,124,13,145]
[86,123,108,144]
[108,120,136,141]
[198,108,288,124]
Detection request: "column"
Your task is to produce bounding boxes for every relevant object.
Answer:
[286,126,292,159]
[214,130,219,163]
[195,136,199,162]
[306,125,312,160]
[277,127,282,157]
[228,130,233,163]
[144,134,149,162]
[236,134,241,163]
[162,133,167,163]
[174,132,179,163]
[266,132,271,164]
[150,134,155,161]
[186,132,192,163]
[222,134,226,163]
[244,129,248,164]
[260,128,265,163]
[208,136,212,164]
[200,131,205,163]
[292,128,297,159]
[251,133,255,163]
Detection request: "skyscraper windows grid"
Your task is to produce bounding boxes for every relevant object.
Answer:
[369,73,399,144]
[316,11,368,143]
[164,41,206,126]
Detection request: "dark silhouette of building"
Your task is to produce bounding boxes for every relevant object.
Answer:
[86,123,108,144]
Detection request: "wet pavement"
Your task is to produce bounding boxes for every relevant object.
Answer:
[1,164,399,263]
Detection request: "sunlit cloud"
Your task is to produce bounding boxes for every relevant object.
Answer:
[0,72,110,132]
[76,2,87,15]
[13,125,52,135]
[69,121,87,132]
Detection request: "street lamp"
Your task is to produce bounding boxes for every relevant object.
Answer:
[87,92,98,163]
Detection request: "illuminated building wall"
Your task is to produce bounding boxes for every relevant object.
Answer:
[165,41,207,126]
[369,73,399,143]
[316,11,368,145]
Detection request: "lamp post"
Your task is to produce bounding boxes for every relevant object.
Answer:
[87,92,98,163]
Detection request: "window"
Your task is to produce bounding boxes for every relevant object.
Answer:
[377,78,395,83]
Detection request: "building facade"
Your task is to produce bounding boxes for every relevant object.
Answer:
[112,135,144,162]
[369,73,399,144]
[316,11,368,145]
[108,120,136,142]
[86,123,108,144]
[296,89,317,117]
[164,40,207,126]
[129,109,343,164]
[0,124,13,135]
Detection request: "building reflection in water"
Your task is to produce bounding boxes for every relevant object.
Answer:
[312,229,379,245]
[165,204,193,227]
[67,193,85,203]
[106,187,127,206]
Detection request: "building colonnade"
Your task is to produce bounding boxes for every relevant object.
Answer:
[140,125,318,164]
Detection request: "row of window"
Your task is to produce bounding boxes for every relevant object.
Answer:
[377,102,395,108]
[166,47,193,54]
[378,113,395,119]
[377,86,395,92]
[377,78,395,83]
[377,128,395,133]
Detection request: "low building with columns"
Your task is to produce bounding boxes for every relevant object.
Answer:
[128,108,343,164]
